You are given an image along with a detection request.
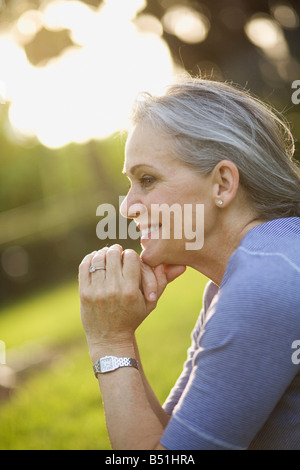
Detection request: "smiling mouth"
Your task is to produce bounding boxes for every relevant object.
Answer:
[139,224,162,239]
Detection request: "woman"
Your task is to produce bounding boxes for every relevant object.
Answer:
[79,78,300,450]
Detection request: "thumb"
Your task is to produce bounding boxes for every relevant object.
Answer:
[152,264,186,299]
[140,261,158,303]
[141,263,186,304]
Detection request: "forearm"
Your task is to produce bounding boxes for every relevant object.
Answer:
[90,343,167,450]
[133,336,171,428]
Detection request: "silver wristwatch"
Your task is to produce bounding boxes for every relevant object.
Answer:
[93,356,139,377]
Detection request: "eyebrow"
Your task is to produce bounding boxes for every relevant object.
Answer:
[122,164,156,176]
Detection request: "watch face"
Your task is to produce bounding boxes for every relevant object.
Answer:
[100,356,114,372]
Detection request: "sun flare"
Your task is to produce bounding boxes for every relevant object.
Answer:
[0,0,175,148]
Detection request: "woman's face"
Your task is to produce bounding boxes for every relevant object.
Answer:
[121,123,215,267]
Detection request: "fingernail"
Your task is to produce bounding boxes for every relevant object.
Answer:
[149,292,157,302]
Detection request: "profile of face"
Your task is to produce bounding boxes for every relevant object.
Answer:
[120,123,215,267]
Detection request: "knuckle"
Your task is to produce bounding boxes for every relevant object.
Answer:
[107,244,123,253]
[93,247,108,259]
[80,251,97,264]
[78,263,84,273]
[97,246,109,254]
[92,254,105,264]
[79,257,89,269]
[79,289,92,303]
[123,284,138,301]
[123,249,139,260]
[90,290,106,305]
[106,250,119,260]
[105,282,119,299]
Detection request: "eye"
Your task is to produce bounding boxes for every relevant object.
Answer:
[140,175,155,188]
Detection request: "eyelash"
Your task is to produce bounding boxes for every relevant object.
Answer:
[128,176,155,190]
[139,175,155,188]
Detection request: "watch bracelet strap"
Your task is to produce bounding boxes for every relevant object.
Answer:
[93,356,139,377]
[118,357,138,368]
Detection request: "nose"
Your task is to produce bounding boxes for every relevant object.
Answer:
[120,194,147,222]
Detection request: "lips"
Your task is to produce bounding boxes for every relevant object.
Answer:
[139,224,161,240]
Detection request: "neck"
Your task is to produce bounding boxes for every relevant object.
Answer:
[187,214,264,286]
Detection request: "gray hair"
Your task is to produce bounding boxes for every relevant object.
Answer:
[130,78,300,220]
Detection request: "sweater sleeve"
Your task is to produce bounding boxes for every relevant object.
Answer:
[161,249,300,450]
[163,281,219,415]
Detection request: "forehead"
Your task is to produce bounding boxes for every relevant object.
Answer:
[124,123,176,172]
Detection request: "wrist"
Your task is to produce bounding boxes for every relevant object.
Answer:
[93,356,139,376]
[87,339,136,364]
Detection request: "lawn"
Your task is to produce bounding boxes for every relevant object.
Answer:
[0,267,208,450]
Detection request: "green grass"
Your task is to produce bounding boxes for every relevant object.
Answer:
[0,268,208,450]
[0,282,83,349]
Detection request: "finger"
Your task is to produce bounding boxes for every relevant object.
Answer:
[78,251,97,288]
[141,262,158,302]
[122,249,141,287]
[105,244,123,280]
[164,265,186,283]
[152,264,186,299]
[90,247,108,281]
[153,264,168,298]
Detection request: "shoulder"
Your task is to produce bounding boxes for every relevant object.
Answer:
[223,218,300,293]
[226,245,299,282]
[223,245,299,302]
[217,241,300,337]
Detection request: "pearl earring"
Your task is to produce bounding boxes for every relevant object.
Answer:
[217,200,223,206]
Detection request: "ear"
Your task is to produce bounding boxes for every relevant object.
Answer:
[211,160,240,208]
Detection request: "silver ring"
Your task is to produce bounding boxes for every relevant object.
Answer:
[89,266,106,273]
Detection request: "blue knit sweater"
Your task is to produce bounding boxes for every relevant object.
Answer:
[161,217,300,450]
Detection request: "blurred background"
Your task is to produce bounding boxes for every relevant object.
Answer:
[0,0,300,450]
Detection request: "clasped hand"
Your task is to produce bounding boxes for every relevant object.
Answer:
[78,244,186,350]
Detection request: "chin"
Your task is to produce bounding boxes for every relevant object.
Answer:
[140,240,180,267]
[139,239,168,267]
[140,247,161,267]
